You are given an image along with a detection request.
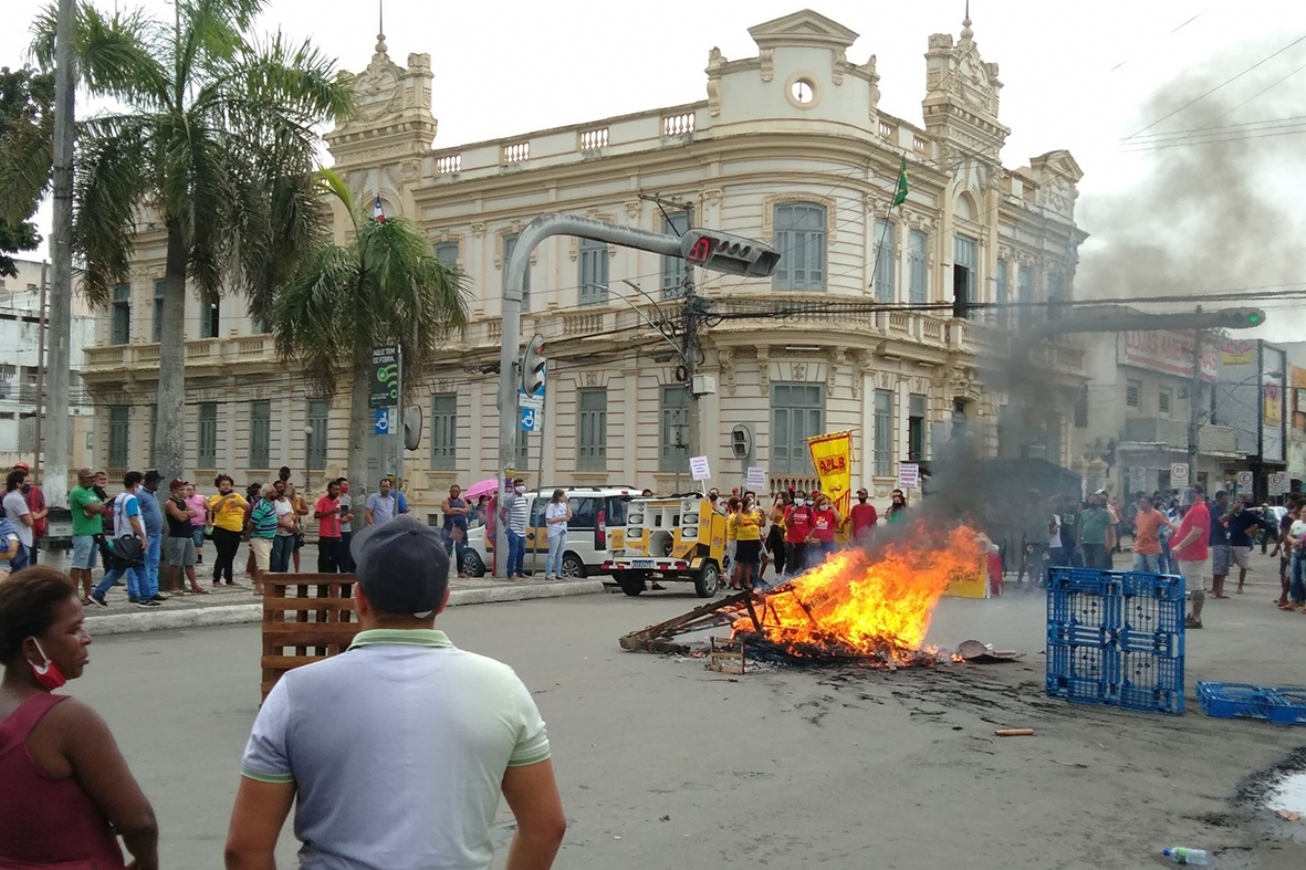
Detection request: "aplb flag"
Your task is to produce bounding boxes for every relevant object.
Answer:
[807,431,854,518]
[373,195,385,223]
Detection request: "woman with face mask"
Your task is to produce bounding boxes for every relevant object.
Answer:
[0,566,158,869]
[807,495,841,566]
[887,490,909,524]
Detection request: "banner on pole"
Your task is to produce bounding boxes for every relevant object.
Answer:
[689,455,711,482]
[897,462,920,490]
[807,431,853,516]
[369,346,399,408]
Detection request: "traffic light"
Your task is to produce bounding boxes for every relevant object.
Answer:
[520,333,547,396]
[680,229,781,278]
[403,406,423,451]
[1210,307,1267,329]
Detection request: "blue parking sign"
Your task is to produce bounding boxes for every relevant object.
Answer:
[374,408,391,435]
[520,407,538,432]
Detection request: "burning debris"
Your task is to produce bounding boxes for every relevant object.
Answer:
[619,526,987,668]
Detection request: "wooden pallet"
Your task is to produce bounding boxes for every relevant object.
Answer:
[261,575,362,700]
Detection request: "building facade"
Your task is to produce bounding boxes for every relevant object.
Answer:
[79,10,1087,517]
[0,257,97,470]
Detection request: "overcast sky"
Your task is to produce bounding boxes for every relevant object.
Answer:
[5,0,1303,338]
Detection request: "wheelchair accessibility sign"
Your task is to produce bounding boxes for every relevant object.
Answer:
[374,408,394,435]
[520,406,539,432]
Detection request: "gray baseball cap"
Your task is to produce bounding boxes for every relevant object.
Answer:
[349,515,451,616]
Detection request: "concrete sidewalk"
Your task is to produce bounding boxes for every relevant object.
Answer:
[37,540,607,636]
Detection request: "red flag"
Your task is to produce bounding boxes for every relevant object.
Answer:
[373,195,385,223]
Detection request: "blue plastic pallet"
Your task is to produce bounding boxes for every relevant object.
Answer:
[1197,682,1306,725]
[1046,568,1185,715]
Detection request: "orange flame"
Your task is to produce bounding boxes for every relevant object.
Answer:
[734,524,986,660]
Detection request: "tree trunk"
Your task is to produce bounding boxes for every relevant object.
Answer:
[154,219,188,481]
[347,348,371,503]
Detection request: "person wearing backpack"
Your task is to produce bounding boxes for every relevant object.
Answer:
[89,472,155,609]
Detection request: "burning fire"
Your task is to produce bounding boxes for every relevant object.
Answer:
[733,524,987,663]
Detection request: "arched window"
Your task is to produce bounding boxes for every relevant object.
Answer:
[772,203,826,291]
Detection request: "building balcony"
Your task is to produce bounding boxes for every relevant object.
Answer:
[81,335,279,379]
[1122,417,1240,455]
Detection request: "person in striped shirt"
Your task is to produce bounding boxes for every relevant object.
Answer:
[246,485,279,596]
[501,478,530,579]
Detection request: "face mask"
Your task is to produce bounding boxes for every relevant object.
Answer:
[819,503,830,511]
[858,496,867,503]
[709,494,718,501]
[340,484,349,493]
[516,486,526,494]
[29,639,67,691]
[795,498,806,507]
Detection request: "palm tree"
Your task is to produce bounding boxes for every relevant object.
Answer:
[31,0,352,481]
[270,169,470,495]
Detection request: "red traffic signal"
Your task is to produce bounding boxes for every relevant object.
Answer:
[679,230,780,277]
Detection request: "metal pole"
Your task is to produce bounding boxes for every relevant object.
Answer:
[33,262,48,475]
[1187,328,1203,487]
[44,0,76,509]
[395,345,404,491]
[682,287,704,483]
[497,213,684,564]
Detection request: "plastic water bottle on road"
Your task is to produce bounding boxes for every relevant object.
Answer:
[1162,846,1209,865]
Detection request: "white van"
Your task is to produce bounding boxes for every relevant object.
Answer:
[462,486,639,578]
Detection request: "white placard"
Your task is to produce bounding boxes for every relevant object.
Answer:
[745,466,766,492]
[1170,462,1189,484]
[689,455,711,482]
[897,462,920,490]
[1269,472,1288,495]
[1236,471,1254,488]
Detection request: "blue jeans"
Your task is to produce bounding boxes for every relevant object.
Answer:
[141,534,161,599]
[1133,553,1162,573]
[94,562,142,600]
[8,543,29,572]
[444,535,467,573]
[1290,550,1306,603]
[192,526,205,555]
[507,529,526,576]
[272,535,295,572]
[546,533,566,576]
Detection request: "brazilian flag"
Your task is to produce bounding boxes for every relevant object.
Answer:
[892,156,909,207]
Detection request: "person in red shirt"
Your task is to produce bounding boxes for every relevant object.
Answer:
[808,494,842,566]
[1172,484,1210,629]
[849,488,878,543]
[783,490,813,578]
[312,480,344,573]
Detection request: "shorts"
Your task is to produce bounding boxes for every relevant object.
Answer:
[1231,546,1252,570]
[1210,545,1231,576]
[250,537,273,571]
[165,536,197,567]
[1176,559,1207,587]
[735,539,761,564]
[71,535,99,570]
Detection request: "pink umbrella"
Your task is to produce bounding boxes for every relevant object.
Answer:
[463,478,500,500]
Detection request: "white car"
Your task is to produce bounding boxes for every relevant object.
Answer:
[461,486,638,578]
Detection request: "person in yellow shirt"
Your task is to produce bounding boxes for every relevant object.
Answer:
[207,474,249,586]
[729,495,766,591]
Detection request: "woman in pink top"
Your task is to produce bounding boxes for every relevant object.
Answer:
[186,483,209,565]
[0,566,158,869]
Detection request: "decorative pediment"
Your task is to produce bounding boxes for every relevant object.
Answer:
[747,9,859,51]
[1030,150,1084,184]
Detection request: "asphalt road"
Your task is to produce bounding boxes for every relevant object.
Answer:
[69,557,1306,869]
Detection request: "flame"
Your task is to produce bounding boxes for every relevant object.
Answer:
[734,524,986,662]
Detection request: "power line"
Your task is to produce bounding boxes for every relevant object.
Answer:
[1123,33,1306,140]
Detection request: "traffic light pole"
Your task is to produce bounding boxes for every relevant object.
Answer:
[496,214,683,572]
[1187,329,1203,488]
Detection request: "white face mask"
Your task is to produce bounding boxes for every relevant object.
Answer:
[819,503,830,511]
[515,486,525,494]
[795,498,805,507]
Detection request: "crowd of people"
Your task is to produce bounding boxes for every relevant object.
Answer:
[1016,483,1296,629]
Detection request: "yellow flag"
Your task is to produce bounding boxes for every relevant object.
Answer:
[807,431,854,517]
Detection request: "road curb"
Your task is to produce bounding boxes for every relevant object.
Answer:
[84,579,607,637]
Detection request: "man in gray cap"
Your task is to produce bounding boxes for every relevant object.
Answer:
[226,515,566,869]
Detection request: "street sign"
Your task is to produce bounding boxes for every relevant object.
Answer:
[745,466,766,492]
[1236,471,1254,488]
[898,462,920,490]
[1269,472,1288,495]
[374,407,393,435]
[1170,462,1189,484]
[369,346,399,407]
[520,406,538,432]
[1129,467,1146,484]
[690,455,711,482]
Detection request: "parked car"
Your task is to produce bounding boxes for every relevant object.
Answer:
[462,486,638,578]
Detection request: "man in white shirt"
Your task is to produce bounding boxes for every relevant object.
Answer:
[501,478,530,579]
[227,515,565,870]
[2,469,34,570]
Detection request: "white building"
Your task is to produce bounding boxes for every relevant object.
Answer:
[0,257,97,470]
[80,9,1088,517]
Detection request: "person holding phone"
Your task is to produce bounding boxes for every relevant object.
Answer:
[543,490,572,580]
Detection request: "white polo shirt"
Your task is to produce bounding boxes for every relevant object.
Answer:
[241,629,550,870]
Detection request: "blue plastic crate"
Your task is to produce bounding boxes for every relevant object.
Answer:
[1198,682,1306,725]
[1046,567,1185,715]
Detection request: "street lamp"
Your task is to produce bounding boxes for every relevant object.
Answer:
[303,425,314,495]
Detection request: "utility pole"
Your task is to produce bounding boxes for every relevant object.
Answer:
[680,281,705,464]
[33,261,48,475]
[1187,327,1204,488]
[44,0,77,508]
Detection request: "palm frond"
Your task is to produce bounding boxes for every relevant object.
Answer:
[0,66,54,224]
[270,243,360,396]
[30,4,171,108]
[73,117,152,305]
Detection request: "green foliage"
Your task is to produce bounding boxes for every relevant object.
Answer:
[0,65,55,227]
[270,169,471,400]
[0,219,40,279]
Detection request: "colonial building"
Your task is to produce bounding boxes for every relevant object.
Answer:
[79,9,1087,518]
